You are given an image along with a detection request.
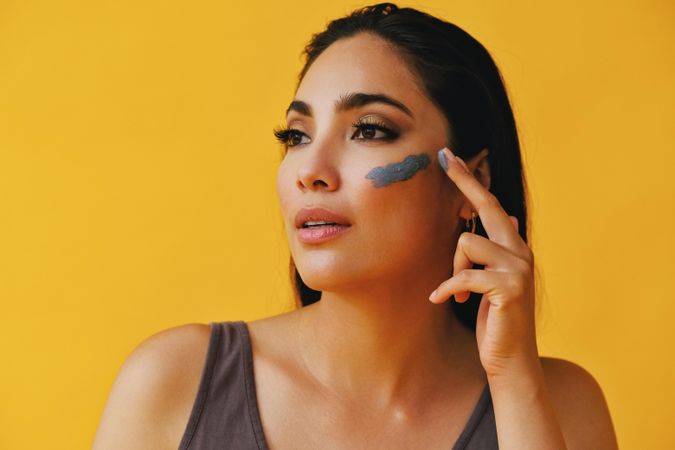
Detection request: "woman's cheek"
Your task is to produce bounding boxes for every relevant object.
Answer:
[357,152,434,236]
[363,153,431,188]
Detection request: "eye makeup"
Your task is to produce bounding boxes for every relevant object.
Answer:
[365,153,430,187]
[273,127,307,148]
[272,115,400,150]
[351,115,400,141]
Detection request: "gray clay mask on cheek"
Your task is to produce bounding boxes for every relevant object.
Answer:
[365,153,431,188]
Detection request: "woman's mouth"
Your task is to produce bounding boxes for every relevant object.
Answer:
[297,223,352,244]
[294,206,353,243]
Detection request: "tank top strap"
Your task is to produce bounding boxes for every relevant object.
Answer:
[178,321,268,450]
[452,382,498,449]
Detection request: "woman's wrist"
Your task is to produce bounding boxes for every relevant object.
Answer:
[486,352,545,389]
[487,356,568,450]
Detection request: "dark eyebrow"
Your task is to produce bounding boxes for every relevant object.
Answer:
[285,92,414,119]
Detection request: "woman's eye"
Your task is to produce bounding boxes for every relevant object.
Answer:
[273,128,310,147]
[351,122,399,141]
[286,130,309,147]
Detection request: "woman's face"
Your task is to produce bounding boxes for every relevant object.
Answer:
[276,32,463,293]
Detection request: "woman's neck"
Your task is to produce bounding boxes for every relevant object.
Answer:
[294,285,484,411]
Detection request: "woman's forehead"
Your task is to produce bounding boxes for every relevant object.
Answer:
[295,34,425,110]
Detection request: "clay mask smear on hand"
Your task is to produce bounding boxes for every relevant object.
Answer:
[365,153,431,188]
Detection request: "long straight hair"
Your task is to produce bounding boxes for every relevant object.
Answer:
[281,3,538,332]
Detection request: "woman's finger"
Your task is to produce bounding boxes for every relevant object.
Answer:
[451,231,523,302]
[439,147,529,257]
[429,269,523,305]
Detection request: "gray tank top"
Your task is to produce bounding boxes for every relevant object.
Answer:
[178,321,498,449]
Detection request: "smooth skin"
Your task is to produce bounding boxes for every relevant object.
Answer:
[91,32,618,449]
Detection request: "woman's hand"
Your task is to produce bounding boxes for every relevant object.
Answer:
[428,147,539,379]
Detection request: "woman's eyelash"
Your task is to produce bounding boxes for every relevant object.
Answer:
[350,119,400,141]
[272,120,399,148]
[273,127,303,147]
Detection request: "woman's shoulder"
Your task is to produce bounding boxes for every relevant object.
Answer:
[539,356,607,404]
[120,322,214,396]
[539,356,618,449]
[92,322,213,449]
[134,322,213,360]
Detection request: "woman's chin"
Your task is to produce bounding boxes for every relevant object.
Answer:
[296,266,362,292]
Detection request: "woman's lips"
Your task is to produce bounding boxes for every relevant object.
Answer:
[294,206,351,229]
[297,224,352,244]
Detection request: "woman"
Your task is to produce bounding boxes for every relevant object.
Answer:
[92,3,617,449]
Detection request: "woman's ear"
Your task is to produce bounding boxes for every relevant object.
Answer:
[459,147,491,221]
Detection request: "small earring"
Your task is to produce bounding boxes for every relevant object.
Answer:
[465,211,477,233]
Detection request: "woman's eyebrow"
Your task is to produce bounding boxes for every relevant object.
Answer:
[285,92,414,119]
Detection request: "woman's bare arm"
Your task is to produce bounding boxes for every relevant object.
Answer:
[489,356,618,450]
[90,323,210,450]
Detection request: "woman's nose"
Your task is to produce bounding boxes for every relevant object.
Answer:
[295,143,341,192]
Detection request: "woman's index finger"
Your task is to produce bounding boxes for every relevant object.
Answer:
[438,148,524,254]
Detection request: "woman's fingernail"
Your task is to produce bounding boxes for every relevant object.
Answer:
[438,148,455,171]
[437,150,448,171]
[428,289,437,301]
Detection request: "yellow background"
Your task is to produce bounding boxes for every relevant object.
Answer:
[1,1,673,448]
